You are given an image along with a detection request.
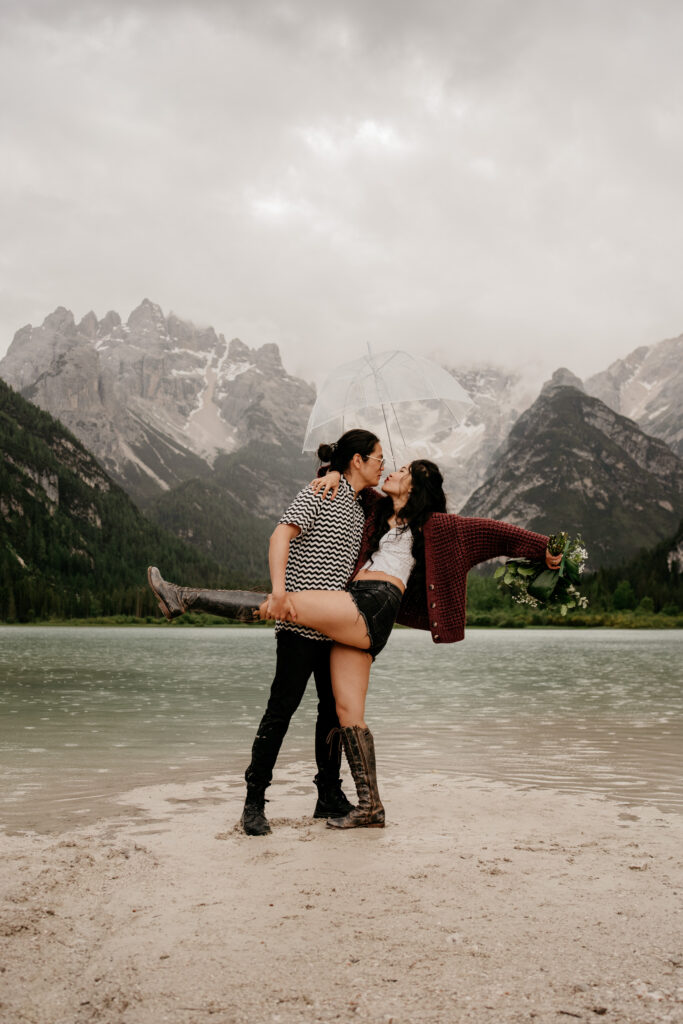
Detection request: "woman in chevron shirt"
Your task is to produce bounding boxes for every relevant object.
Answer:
[149,458,562,832]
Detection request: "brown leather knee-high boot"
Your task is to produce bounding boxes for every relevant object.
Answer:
[327,725,385,829]
[148,567,266,622]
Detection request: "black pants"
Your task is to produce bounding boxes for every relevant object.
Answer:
[244,631,342,792]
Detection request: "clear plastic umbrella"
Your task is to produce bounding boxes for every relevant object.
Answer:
[302,347,473,468]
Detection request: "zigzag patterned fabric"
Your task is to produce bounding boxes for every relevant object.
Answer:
[277,475,365,641]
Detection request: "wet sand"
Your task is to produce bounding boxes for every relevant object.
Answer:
[1,768,682,1024]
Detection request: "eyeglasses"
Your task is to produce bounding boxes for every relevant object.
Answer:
[366,455,385,468]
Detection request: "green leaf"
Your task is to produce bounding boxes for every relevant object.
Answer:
[493,565,506,579]
[528,568,561,601]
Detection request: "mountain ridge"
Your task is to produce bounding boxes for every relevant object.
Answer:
[0,299,315,505]
[584,333,683,457]
[461,384,683,567]
[3,301,681,575]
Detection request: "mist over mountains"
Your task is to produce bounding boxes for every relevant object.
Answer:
[1,301,681,573]
[585,336,683,457]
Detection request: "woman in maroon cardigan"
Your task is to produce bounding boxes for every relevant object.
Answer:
[149,458,561,832]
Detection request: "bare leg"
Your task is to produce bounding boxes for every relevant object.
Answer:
[148,568,265,622]
[327,644,384,830]
[282,591,372,651]
[148,568,370,642]
[330,644,372,727]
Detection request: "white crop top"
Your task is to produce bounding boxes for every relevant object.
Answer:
[361,527,415,587]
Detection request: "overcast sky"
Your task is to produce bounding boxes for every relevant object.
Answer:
[2,0,683,385]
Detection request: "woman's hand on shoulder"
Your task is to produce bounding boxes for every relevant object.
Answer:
[309,470,341,500]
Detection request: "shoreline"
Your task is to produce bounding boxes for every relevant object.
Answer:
[4,750,683,838]
[1,770,681,1024]
[1,617,681,629]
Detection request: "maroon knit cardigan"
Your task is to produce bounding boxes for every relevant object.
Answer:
[357,488,548,644]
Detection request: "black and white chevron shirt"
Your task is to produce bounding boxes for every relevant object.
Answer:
[276,475,366,641]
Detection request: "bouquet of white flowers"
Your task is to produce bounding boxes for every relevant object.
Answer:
[494,532,589,615]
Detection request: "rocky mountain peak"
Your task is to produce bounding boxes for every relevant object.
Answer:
[43,307,76,332]
[0,302,316,504]
[541,367,585,394]
[98,311,121,336]
[227,338,252,361]
[78,311,99,338]
[225,337,285,373]
[127,298,166,331]
[254,342,283,371]
[8,324,32,351]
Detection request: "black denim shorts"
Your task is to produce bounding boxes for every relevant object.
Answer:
[347,580,403,660]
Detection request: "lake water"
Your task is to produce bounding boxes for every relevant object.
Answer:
[1,626,681,832]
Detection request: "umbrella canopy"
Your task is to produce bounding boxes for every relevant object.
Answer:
[302,347,473,467]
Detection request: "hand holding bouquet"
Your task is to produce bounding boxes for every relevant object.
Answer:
[495,532,589,615]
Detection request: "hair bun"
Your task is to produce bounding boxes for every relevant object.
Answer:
[317,431,378,469]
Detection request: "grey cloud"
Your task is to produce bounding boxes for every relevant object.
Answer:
[2,0,683,383]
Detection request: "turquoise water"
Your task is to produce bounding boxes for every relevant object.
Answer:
[0,626,681,831]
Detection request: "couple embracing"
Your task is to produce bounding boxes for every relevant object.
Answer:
[148,429,561,835]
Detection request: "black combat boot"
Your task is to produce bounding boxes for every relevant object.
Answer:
[148,566,266,622]
[312,773,354,818]
[241,787,271,837]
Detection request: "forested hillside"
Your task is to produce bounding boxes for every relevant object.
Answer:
[0,379,239,621]
[585,519,683,613]
[148,440,314,579]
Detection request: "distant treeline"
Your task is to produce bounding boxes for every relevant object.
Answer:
[583,518,683,614]
[465,519,682,627]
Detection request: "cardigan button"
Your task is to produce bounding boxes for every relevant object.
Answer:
[434,634,440,640]
[432,621,438,628]
[430,602,436,609]
[428,583,435,591]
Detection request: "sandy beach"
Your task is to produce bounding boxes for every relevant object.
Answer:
[1,769,682,1024]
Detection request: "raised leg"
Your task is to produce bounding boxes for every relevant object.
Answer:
[148,567,266,621]
[148,568,370,649]
[284,591,371,650]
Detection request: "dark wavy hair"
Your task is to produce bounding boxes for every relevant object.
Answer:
[317,429,380,472]
[365,459,447,570]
